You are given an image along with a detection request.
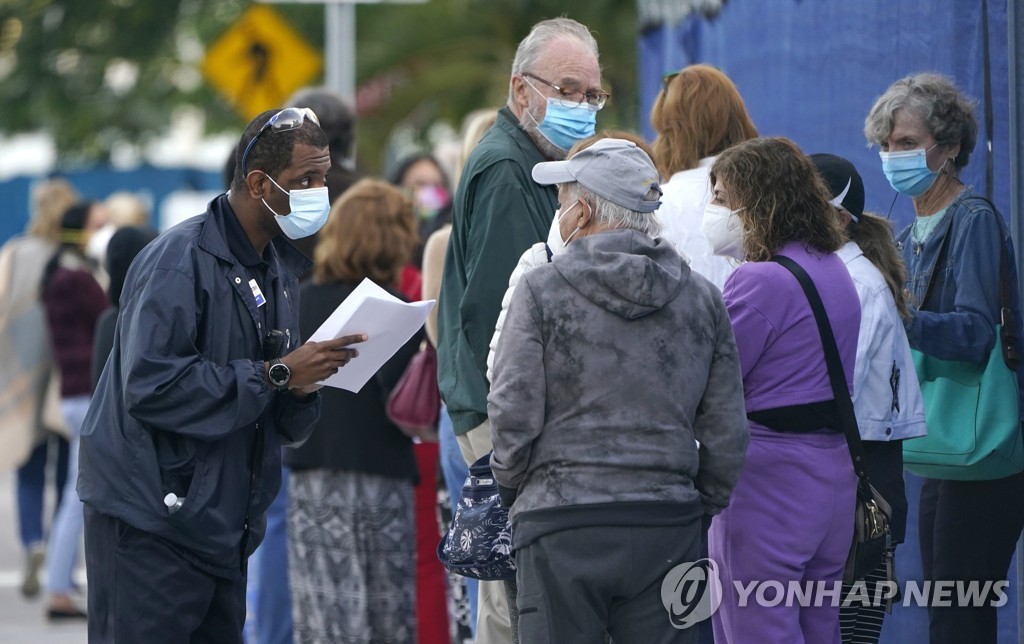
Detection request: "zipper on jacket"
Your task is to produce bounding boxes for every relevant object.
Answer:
[240,419,263,573]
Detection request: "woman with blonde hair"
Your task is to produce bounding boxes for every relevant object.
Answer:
[650,64,758,289]
[0,178,78,599]
[704,137,860,643]
[286,178,423,644]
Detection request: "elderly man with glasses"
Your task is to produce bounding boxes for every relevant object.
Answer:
[437,16,609,643]
[77,108,366,643]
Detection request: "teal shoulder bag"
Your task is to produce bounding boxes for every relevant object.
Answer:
[903,204,1024,480]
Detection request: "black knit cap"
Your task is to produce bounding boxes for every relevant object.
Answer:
[810,153,865,222]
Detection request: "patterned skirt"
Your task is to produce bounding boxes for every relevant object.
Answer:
[288,469,416,644]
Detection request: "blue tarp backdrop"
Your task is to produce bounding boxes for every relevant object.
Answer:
[638,0,1012,234]
[638,1,1018,642]
[0,167,222,245]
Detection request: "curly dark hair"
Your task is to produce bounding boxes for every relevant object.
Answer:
[230,109,329,191]
[864,72,978,170]
[709,137,844,262]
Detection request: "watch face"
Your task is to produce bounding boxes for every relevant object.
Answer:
[269,363,290,387]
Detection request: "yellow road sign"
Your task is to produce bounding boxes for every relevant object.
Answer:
[202,5,323,121]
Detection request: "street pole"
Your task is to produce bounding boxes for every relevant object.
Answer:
[324,2,356,108]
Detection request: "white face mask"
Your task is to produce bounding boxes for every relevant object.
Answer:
[85,223,116,263]
[701,203,745,260]
[546,210,566,255]
[548,201,579,251]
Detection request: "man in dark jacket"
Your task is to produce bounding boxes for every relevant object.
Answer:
[437,18,608,640]
[78,108,366,643]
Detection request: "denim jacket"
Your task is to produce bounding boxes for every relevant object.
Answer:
[838,242,926,441]
[895,188,1024,416]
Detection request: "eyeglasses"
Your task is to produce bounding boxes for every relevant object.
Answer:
[240,107,320,175]
[662,71,680,89]
[522,72,610,109]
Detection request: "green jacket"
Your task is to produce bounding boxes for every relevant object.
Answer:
[437,107,558,435]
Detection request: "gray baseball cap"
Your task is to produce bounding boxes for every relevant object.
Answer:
[532,138,663,213]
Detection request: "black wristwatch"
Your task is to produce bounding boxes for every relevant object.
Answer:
[267,359,291,391]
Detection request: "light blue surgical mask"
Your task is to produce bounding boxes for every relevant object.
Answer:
[525,80,597,151]
[259,173,331,239]
[879,144,943,197]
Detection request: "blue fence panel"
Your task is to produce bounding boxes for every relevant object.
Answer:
[0,166,223,246]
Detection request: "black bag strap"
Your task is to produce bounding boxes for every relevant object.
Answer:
[770,255,872,487]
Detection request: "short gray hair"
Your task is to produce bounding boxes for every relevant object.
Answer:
[508,18,599,103]
[562,182,662,238]
[863,72,978,169]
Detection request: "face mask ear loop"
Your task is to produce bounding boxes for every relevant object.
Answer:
[885,192,899,220]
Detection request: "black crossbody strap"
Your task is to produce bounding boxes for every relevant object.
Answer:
[771,255,871,485]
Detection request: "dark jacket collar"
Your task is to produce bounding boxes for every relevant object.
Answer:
[198,194,313,278]
[495,106,550,163]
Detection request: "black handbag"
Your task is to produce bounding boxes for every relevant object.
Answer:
[436,452,517,581]
[772,256,894,588]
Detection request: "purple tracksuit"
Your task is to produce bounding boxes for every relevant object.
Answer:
[709,242,861,644]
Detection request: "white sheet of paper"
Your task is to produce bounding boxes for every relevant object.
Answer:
[307,278,435,392]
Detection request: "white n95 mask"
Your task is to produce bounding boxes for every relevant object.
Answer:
[701,203,745,261]
[547,202,580,253]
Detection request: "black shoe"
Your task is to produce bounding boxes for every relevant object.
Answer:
[46,606,87,621]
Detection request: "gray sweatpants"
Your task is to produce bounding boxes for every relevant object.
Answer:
[515,523,702,644]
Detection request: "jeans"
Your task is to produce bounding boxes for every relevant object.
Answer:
[16,434,69,548]
[244,464,293,644]
[438,404,478,634]
[45,395,90,594]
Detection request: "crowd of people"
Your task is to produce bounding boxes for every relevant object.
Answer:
[0,13,1021,644]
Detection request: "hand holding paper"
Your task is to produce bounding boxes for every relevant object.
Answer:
[283,333,367,389]
[306,278,435,392]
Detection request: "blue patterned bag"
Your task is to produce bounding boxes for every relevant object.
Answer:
[436,453,516,580]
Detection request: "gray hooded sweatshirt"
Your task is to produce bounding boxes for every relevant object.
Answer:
[488,229,749,549]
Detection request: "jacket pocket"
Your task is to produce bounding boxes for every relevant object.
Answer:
[155,434,207,521]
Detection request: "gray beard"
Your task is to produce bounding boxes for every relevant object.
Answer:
[521,103,568,161]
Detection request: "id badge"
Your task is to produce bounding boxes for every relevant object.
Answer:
[249,279,267,307]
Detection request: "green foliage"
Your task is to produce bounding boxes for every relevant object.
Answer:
[0,0,639,172]
[353,0,639,172]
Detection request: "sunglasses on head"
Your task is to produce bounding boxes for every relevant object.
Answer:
[240,107,320,175]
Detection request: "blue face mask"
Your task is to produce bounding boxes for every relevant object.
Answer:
[260,173,331,239]
[879,145,941,197]
[525,80,597,151]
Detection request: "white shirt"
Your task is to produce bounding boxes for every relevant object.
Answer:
[838,241,927,441]
[658,157,738,291]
